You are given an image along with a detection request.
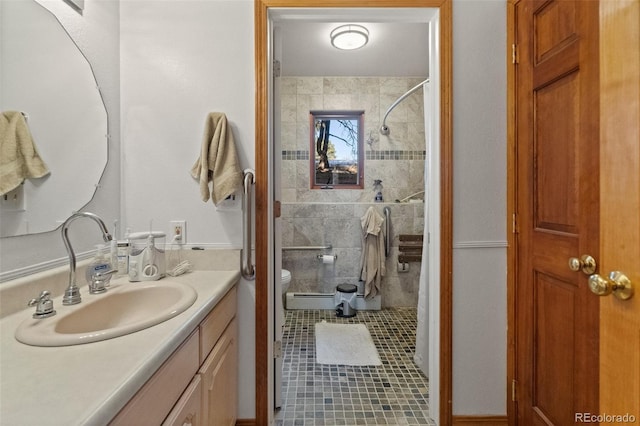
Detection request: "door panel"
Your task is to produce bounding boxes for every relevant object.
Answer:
[533,273,576,425]
[515,1,599,424]
[533,1,577,63]
[534,71,579,232]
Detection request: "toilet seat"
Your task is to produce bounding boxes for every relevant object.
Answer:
[281,269,291,285]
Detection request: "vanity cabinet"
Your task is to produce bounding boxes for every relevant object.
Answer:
[110,286,237,426]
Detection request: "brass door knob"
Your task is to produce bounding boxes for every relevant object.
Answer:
[588,271,634,300]
[568,255,597,274]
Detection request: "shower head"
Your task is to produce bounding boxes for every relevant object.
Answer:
[379,124,390,135]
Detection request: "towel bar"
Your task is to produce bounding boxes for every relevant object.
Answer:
[283,245,332,251]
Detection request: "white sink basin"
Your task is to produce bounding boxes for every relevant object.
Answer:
[15,281,197,347]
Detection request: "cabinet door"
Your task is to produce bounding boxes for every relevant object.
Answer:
[110,330,200,426]
[162,376,202,426]
[199,318,237,426]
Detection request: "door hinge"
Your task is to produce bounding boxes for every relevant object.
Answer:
[512,213,518,234]
[274,200,281,218]
[273,60,281,77]
[274,340,282,359]
[512,44,518,64]
[512,379,517,402]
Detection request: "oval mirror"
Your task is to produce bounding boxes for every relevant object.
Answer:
[0,0,108,236]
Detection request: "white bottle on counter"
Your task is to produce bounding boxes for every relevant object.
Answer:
[116,240,130,276]
[86,244,112,286]
[110,239,118,273]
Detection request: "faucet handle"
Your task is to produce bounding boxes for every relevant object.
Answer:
[89,268,116,294]
[27,290,57,319]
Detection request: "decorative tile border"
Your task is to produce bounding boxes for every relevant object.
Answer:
[366,150,426,160]
[282,150,310,160]
[282,150,426,161]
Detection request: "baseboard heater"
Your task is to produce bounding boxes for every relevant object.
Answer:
[285,292,381,310]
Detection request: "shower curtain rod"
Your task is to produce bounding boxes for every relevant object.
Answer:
[379,78,429,136]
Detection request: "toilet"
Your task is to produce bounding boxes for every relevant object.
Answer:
[279,269,292,326]
[281,269,291,306]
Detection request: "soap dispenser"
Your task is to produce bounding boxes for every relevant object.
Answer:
[86,244,112,288]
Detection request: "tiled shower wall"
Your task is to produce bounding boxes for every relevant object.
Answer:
[280,77,427,308]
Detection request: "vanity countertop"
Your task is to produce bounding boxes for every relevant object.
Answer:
[0,270,240,425]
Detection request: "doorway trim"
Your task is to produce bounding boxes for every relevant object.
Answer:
[254,0,453,424]
[506,1,517,424]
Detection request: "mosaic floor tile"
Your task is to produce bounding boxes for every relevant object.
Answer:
[275,308,435,426]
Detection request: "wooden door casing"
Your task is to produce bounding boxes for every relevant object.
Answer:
[599,1,640,422]
[514,1,600,424]
[255,1,454,424]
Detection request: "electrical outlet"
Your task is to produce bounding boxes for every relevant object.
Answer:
[170,220,186,244]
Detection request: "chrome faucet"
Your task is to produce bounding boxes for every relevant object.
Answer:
[61,212,113,305]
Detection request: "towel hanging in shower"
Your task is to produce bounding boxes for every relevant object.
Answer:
[359,206,386,299]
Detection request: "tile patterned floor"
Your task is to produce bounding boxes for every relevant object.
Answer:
[275,308,434,425]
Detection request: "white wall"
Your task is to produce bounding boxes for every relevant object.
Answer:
[452,0,507,416]
[0,0,120,277]
[119,0,255,418]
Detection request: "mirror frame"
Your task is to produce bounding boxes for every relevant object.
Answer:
[309,110,364,189]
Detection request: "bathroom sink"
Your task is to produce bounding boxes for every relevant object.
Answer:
[15,281,197,347]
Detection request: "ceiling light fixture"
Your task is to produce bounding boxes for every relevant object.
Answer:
[330,24,369,50]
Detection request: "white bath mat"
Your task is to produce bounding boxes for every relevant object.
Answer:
[315,321,382,366]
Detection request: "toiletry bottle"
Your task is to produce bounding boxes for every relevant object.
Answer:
[110,221,118,275]
[110,239,118,274]
[86,244,112,286]
[116,240,130,276]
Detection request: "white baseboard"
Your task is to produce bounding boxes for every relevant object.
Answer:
[285,292,381,310]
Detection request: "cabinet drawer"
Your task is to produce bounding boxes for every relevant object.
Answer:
[162,375,202,426]
[110,329,200,426]
[199,286,236,362]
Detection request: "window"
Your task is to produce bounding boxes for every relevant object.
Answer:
[310,110,364,189]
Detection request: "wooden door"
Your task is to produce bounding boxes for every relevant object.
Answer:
[598,1,640,422]
[514,1,600,424]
